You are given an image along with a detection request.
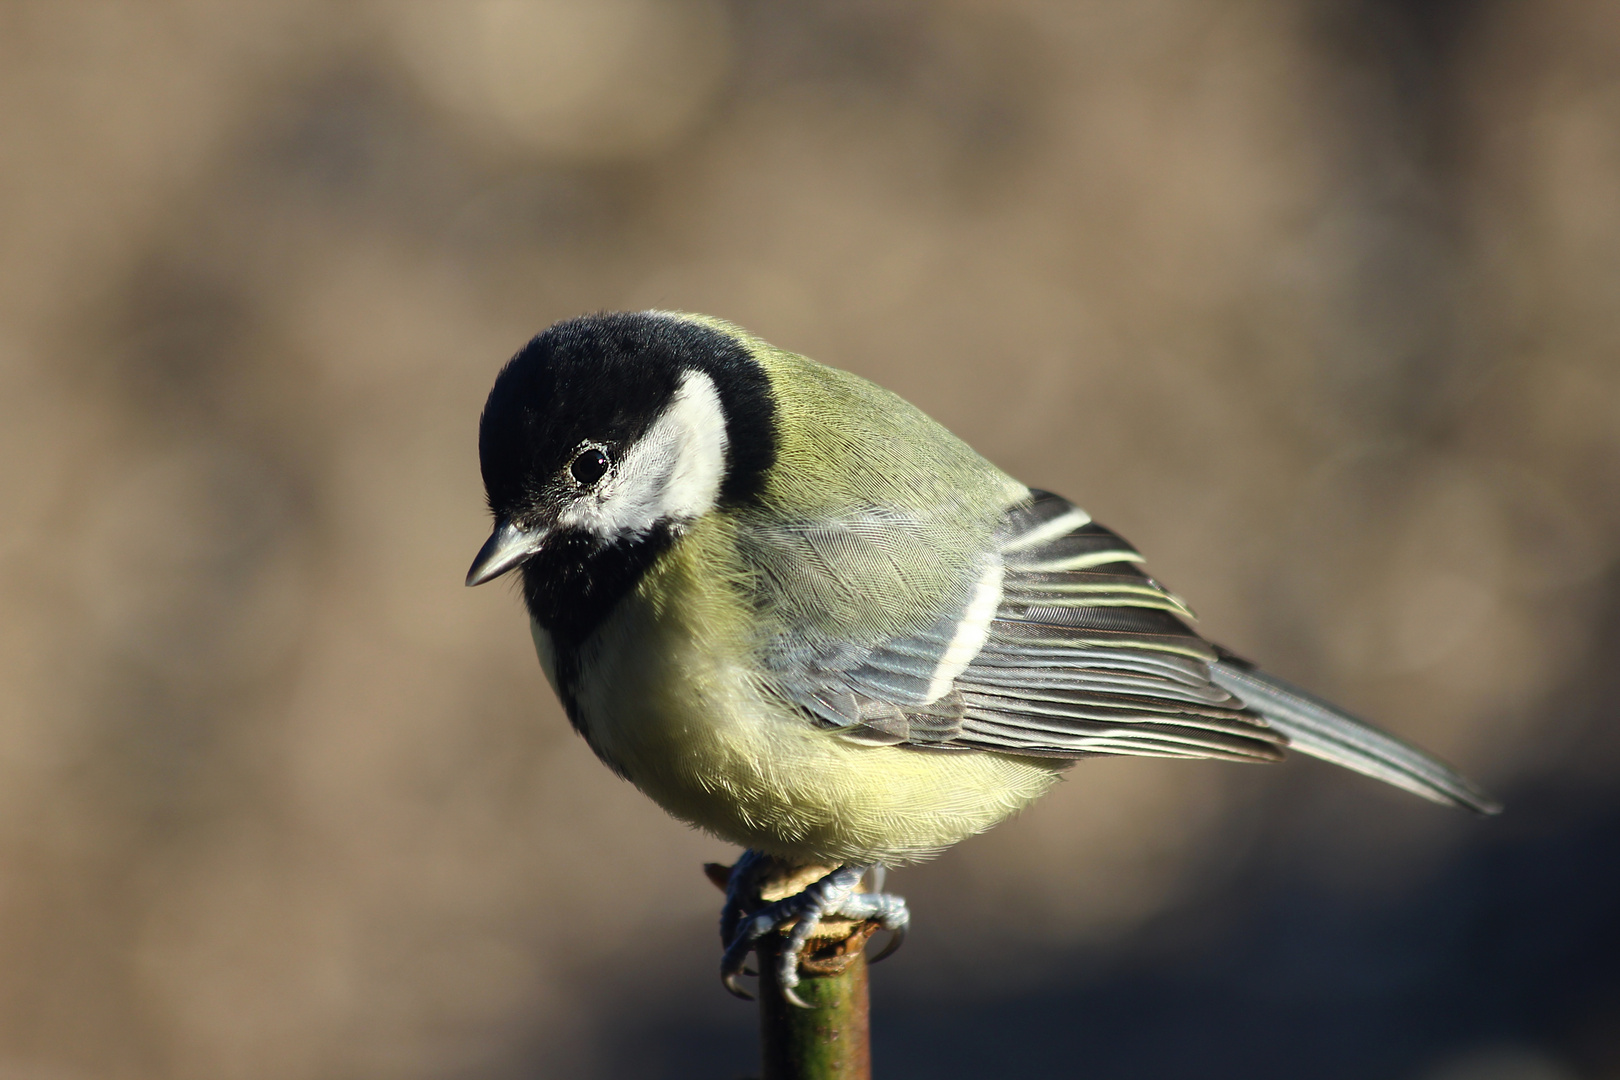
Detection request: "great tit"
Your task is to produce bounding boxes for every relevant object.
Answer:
[467,310,1500,1004]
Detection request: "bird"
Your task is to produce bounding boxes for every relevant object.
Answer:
[466,310,1500,1006]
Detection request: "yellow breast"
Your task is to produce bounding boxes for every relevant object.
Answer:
[536,521,1068,866]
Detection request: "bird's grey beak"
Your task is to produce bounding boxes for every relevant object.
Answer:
[466,519,548,586]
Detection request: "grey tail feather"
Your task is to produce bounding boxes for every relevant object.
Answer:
[1209,657,1503,816]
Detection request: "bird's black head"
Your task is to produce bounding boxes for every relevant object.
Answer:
[468,311,775,646]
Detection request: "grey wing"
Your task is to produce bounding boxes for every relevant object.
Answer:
[769,490,1500,813]
[764,490,1285,763]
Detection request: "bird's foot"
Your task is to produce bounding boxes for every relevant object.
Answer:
[713,855,909,1008]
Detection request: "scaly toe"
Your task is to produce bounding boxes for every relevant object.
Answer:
[718,850,769,947]
[825,888,910,965]
[773,910,827,1006]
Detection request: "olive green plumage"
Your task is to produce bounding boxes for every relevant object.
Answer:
[473,310,1499,874]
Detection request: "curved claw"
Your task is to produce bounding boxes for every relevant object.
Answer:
[780,984,812,1009]
[722,970,755,1001]
[867,922,907,965]
[720,915,764,997]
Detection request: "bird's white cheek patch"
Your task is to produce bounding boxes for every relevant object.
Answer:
[646,368,729,523]
[564,369,730,542]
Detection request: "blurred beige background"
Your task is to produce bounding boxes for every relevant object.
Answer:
[3,2,1619,1078]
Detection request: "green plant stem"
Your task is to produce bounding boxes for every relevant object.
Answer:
[757,925,873,1080]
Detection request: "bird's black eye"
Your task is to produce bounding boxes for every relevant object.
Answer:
[569,447,610,487]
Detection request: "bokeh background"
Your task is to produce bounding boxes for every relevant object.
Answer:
[3,2,1619,1077]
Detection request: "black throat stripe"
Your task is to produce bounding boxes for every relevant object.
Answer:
[520,524,676,653]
